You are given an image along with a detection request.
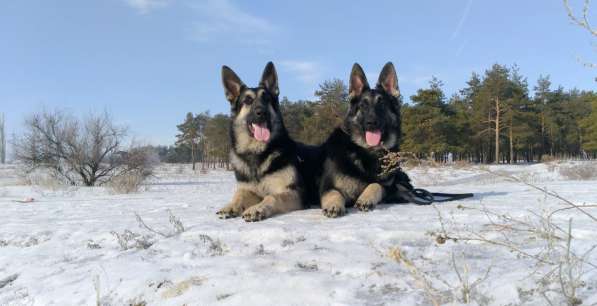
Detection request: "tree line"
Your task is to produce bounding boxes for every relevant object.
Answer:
[168,63,597,166]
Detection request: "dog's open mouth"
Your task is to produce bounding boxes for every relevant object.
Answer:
[249,123,271,142]
[365,130,382,147]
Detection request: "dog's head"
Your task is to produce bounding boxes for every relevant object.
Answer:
[343,62,401,150]
[222,62,285,154]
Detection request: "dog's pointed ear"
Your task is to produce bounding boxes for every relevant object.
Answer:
[349,63,370,97]
[260,61,279,96]
[377,62,400,97]
[222,65,245,103]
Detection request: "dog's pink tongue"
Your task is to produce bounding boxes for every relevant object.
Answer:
[365,130,382,147]
[252,123,271,142]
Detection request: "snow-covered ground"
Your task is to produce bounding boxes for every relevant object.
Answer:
[1,162,596,306]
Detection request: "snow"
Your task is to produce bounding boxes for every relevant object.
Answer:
[1,162,596,306]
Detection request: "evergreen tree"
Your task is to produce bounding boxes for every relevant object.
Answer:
[580,93,597,153]
[301,79,348,144]
[175,112,201,170]
[401,77,454,158]
[280,97,315,143]
[204,114,231,168]
[533,75,552,157]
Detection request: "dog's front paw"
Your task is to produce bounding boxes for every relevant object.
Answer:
[355,200,376,212]
[322,204,345,218]
[242,204,270,222]
[355,183,382,212]
[216,205,241,219]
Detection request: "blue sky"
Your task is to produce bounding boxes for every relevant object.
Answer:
[1,0,595,147]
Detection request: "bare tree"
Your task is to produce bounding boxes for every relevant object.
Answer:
[564,0,596,37]
[0,113,5,164]
[564,0,596,72]
[13,110,148,186]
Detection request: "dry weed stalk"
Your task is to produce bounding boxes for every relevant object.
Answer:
[134,209,185,238]
[388,247,441,306]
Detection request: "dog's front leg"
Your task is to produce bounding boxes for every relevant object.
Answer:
[321,189,346,218]
[355,183,384,212]
[241,191,302,222]
[217,189,261,219]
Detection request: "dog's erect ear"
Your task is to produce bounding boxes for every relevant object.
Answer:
[222,66,245,103]
[349,63,370,97]
[377,62,400,97]
[259,61,279,96]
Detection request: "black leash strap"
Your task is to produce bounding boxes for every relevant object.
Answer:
[396,184,474,205]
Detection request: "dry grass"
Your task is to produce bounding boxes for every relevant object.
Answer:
[383,166,597,305]
[425,169,597,306]
[541,154,558,163]
[558,163,597,181]
[107,171,146,194]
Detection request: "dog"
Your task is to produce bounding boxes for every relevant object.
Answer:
[318,62,411,217]
[216,62,318,222]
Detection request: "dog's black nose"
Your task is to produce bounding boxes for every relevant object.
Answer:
[254,107,265,118]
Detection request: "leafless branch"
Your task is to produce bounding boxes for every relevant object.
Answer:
[564,0,597,36]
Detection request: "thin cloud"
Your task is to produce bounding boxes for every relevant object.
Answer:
[280,60,322,84]
[124,0,170,14]
[451,0,473,40]
[189,0,277,45]
[455,40,468,56]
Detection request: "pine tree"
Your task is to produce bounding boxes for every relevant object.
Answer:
[176,112,201,170]
[580,94,597,153]
[533,75,552,157]
[300,79,348,144]
[280,97,315,143]
[204,114,230,169]
[402,77,454,159]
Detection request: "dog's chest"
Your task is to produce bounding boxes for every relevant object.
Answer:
[348,151,380,180]
[231,151,296,197]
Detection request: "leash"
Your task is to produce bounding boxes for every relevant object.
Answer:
[377,150,474,205]
[395,183,474,205]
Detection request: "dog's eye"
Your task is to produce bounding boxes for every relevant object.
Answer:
[242,96,253,105]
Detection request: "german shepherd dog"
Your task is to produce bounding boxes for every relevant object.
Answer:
[319,62,411,217]
[216,62,315,222]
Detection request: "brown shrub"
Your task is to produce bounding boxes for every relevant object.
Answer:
[107,171,147,194]
[558,163,597,180]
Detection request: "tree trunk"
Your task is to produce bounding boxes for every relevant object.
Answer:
[191,141,196,171]
[201,140,206,171]
[495,97,500,164]
[487,111,492,163]
[540,112,545,156]
[509,122,514,164]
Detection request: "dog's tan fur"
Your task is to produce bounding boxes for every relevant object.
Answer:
[218,165,302,221]
[332,174,367,201]
[321,189,346,218]
[242,191,301,221]
[217,189,262,217]
[355,183,384,211]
